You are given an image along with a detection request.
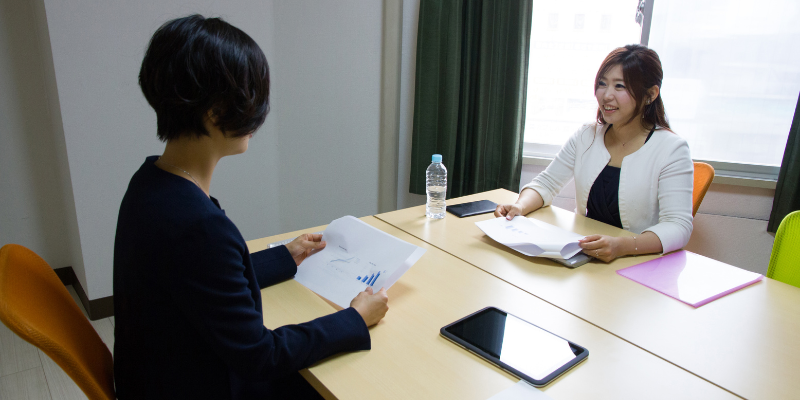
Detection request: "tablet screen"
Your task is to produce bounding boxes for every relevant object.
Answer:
[443,308,578,380]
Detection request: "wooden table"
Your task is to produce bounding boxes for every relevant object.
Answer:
[249,217,737,399]
[374,189,800,400]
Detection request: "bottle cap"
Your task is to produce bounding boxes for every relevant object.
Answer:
[432,154,442,163]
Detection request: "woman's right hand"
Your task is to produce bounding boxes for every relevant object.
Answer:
[350,287,389,327]
[494,189,545,220]
[494,204,525,220]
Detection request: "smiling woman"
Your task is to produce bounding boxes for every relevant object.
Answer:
[495,44,694,263]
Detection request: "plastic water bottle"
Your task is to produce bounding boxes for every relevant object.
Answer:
[426,154,447,219]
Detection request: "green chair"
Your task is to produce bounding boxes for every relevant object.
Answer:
[767,210,800,289]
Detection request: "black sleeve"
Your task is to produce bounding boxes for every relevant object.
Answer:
[250,245,297,288]
[169,214,370,382]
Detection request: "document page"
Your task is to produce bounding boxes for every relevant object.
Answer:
[475,216,585,259]
[294,216,426,308]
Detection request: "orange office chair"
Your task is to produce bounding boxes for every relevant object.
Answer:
[692,162,715,216]
[0,244,115,400]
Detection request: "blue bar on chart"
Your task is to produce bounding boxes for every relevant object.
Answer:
[363,274,373,284]
[357,276,361,281]
[368,272,381,286]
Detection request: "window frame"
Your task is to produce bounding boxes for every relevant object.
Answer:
[522,0,781,188]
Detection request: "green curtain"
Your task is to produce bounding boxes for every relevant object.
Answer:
[768,92,800,233]
[409,0,533,198]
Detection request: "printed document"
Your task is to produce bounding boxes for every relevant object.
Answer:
[475,216,585,259]
[294,216,426,308]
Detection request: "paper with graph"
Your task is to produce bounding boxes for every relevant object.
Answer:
[294,216,426,308]
[475,216,586,260]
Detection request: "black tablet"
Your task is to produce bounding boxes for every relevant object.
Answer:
[446,200,498,218]
[440,307,588,387]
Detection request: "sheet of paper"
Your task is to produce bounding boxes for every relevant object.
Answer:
[294,216,426,308]
[475,216,585,259]
[487,381,554,400]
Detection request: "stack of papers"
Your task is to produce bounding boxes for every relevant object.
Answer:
[617,250,763,307]
[475,217,585,259]
[294,216,426,308]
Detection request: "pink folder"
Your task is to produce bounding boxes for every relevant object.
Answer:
[616,250,763,308]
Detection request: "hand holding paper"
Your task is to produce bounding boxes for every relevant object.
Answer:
[475,216,586,259]
[294,216,426,308]
[350,287,389,327]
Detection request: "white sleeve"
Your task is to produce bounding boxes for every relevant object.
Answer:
[643,140,694,253]
[523,125,588,206]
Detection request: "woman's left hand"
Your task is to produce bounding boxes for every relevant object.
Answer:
[579,235,624,263]
[286,233,326,266]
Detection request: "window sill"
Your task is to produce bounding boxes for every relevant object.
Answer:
[522,155,778,189]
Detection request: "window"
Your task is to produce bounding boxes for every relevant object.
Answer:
[523,0,800,177]
[524,0,642,153]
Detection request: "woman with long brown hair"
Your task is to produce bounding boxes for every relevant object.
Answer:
[495,44,693,262]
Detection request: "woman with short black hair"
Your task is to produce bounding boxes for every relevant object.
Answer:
[114,15,389,399]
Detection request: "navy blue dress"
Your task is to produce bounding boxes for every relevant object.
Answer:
[113,156,370,399]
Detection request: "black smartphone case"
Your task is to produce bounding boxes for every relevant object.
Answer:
[446,200,498,218]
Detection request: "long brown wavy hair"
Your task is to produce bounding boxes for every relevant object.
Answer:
[595,45,671,131]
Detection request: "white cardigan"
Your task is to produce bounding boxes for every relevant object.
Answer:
[524,123,694,253]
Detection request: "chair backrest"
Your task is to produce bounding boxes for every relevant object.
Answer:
[692,162,715,217]
[768,210,800,289]
[0,244,115,400]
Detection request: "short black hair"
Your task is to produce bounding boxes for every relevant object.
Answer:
[139,15,270,142]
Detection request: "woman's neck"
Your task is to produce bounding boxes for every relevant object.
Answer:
[156,136,221,196]
[610,120,652,144]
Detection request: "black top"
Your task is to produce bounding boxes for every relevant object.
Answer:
[113,156,370,399]
[586,127,655,228]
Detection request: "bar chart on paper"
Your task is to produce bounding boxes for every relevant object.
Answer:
[294,215,426,308]
[325,256,386,288]
[357,272,381,286]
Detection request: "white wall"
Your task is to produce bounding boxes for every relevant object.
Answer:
[398,0,427,209]
[272,1,383,232]
[0,0,81,277]
[0,0,385,300]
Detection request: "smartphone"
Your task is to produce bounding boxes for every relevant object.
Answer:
[440,307,588,387]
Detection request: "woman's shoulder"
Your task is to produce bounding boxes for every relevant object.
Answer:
[124,163,230,230]
[564,122,605,148]
[650,128,690,150]
[575,122,602,134]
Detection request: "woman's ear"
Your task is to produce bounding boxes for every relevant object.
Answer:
[206,109,219,125]
[202,108,225,137]
[647,85,660,104]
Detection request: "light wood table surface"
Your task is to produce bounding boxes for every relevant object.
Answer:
[248,217,737,400]
[374,189,800,400]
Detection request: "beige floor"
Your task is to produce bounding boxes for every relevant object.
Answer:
[0,286,114,400]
